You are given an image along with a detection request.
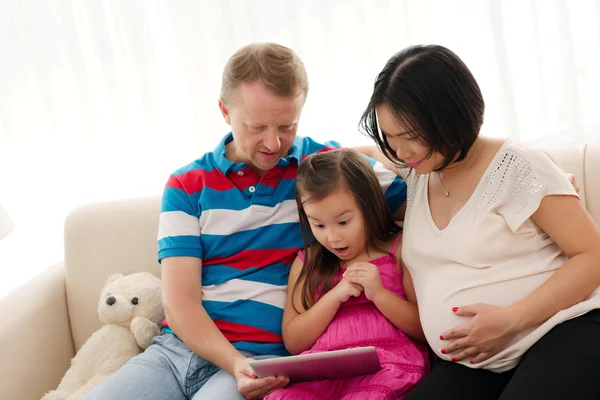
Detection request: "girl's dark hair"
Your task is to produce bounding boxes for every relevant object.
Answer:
[359,45,485,170]
[293,148,400,311]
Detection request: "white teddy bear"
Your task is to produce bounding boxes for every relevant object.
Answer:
[41,272,164,400]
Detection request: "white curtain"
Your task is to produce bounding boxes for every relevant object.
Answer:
[1,0,599,298]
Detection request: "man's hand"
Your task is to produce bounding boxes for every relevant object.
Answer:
[233,357,289,399]
[566,173,580,193]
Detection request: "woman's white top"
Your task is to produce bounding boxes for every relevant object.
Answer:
[402,140,600,372]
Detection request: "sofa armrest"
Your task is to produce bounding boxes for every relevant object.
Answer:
[0,263,75,400]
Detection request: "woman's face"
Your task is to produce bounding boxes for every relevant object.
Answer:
[376,104,445,174]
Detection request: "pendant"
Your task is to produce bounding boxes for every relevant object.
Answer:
[444,191,449,197]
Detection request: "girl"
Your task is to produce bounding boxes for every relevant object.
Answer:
[360,44,600,399]
[266,148,429,400]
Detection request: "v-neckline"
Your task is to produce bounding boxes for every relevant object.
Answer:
[425,140,510,232]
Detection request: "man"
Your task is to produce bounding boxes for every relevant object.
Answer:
[84,43,406,400]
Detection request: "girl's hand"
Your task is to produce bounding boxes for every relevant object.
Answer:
[332,276,363,303]
[344,262,384,301]
[439,304,520,364]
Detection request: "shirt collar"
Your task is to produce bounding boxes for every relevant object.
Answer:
[212,132,303,174]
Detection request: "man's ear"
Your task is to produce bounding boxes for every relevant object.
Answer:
[218,99,231,125]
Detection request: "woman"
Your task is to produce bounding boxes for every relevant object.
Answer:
[359,44,600,399]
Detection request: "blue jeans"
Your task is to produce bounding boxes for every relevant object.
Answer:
[83,334,276,400]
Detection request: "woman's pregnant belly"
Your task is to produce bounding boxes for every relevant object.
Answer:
[415,266,556,362]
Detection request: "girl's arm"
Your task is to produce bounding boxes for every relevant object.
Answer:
[282,256,360,355]
[370,265,425,342]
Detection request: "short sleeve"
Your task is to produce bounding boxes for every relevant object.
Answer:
[497,143,579,233]
[157,174,203,263]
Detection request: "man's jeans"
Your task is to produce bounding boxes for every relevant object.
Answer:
[83,334,276,400]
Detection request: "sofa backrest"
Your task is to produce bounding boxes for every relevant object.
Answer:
[64,196,161,350]
[63,143,600,351]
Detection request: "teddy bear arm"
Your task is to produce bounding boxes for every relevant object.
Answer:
[131,316,161,349]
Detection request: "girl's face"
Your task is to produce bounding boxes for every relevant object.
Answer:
[376,104,446,174]
[301,187,367,262]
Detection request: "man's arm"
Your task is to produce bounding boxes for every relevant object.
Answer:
[354,145,399,172]
[162,256,242,373]
[354,145,407,221]
[544,151,580,193]
[162,257,288,399]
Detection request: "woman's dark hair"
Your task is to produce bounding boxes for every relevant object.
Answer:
[359,45,485,170]
[293,148,400,311]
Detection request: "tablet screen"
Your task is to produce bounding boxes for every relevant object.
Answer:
[249,346,381,382]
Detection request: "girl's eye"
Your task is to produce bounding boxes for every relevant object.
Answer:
[339,220,349,226]
[315,224,325,229]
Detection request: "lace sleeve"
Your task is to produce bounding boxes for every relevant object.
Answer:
[497,144,579,233]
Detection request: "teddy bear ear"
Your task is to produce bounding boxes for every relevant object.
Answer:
[104,273,124,288]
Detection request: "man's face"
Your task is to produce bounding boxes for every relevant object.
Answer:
[220,81,305,175]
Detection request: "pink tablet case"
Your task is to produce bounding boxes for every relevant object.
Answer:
[249,346,381,382]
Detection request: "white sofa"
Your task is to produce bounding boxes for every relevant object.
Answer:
[1,144,599,400]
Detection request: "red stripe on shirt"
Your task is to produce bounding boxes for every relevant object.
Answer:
[204,248,297,270]
[215,320,283,343]
[301,146,339,161]
[168,169,235,194]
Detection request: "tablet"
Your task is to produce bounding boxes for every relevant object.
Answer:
[249,346,381,382]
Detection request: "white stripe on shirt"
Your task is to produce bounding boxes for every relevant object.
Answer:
[202,278,287,309]
[372,161,395,193]
[158,211,201,240]
[199,199,299,236]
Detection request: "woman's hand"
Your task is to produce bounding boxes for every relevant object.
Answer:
[344,262,384,301]
[566,173,580,193]
[439,304,520,364]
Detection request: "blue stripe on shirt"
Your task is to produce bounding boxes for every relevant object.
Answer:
[203,299,284,335]
[202,223,303,257]
[203,263,290,286]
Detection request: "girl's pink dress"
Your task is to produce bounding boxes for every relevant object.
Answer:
[266,236,429,399]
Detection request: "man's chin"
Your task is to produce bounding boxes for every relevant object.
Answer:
[254,157,282,171]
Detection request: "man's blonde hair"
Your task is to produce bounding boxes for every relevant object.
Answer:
[220,43,308,105]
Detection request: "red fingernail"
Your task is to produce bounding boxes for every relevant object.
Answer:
[470,360,475,364]
[439,335,444,340]
[441,349,446,354]
[451,357,456,362]
[452,307,459,312]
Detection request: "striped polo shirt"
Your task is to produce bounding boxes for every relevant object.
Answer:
[157,132,407,356]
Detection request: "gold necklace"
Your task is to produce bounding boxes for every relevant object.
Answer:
[438,171,460,197]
